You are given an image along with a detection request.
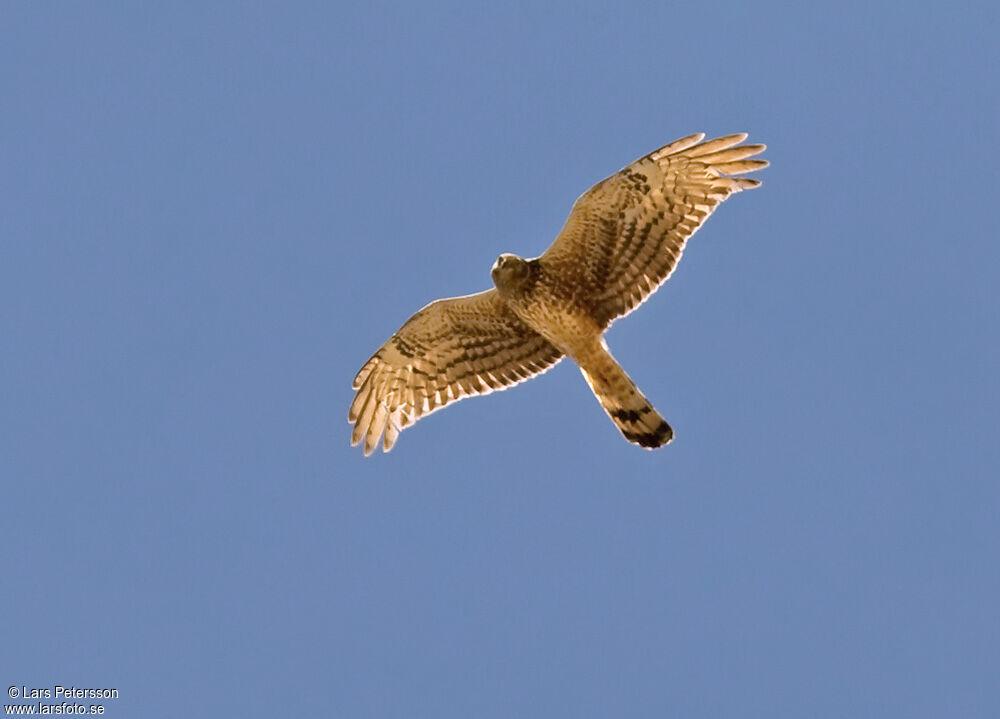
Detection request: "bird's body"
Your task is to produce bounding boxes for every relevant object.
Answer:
[492,255,673,449]
[494,257,600,355]
[350,132,768,455]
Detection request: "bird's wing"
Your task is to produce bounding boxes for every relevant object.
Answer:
[541,133,767,324]
[350,288,563,455]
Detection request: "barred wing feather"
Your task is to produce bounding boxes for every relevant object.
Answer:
[350,289,563,454]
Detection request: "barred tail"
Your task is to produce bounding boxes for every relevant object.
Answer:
[578,342,673,449]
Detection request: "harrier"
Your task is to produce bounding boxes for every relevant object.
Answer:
[350,132,767,455]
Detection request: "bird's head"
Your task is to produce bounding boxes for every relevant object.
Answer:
[491,253,534,297]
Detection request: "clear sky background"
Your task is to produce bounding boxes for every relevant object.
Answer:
[2,2,998,717]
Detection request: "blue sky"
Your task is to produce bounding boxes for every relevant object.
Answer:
[2,2,997,717]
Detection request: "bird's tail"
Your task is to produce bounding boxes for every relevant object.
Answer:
[578,341,673,449]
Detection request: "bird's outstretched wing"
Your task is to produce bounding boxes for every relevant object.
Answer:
[541,133,768,325]
[350,289,563,455]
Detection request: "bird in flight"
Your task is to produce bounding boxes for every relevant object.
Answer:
[350,132,767,455]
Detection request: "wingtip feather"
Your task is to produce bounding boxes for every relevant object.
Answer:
[651,132,705,160]
[730,177,762,191]
[695,144,767,164]
[713,159,770,174]
[685,133,749,157]
[366,404,389,454]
